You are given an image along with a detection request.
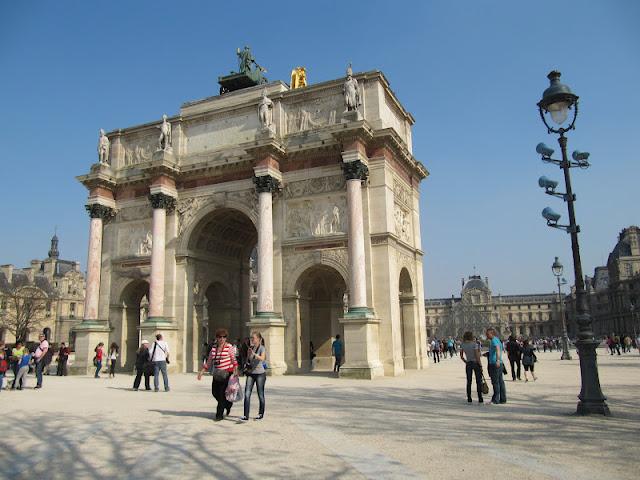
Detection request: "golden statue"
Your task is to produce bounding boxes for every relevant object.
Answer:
[290,66,307,89]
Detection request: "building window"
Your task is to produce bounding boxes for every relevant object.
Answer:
[0,300,6,310]
[70,302,76,318]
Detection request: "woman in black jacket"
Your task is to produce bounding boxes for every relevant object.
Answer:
[133,340,152,391]
[506,336,522,381]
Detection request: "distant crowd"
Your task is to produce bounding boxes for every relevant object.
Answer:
[427,330,640,405]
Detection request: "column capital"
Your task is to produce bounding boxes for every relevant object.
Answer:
[149,192,176,211]
[342,160,369,182]
[253,175,281,193]
[85,204,115,220]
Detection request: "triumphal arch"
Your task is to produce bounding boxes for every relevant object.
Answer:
[74,53,429,378]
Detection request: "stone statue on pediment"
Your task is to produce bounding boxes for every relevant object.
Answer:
[98,129,110,164]
[258,89,274,129]
[343,64,360,112]
[157,114,172,151]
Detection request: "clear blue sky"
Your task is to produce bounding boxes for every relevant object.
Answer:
[1,1,638,298]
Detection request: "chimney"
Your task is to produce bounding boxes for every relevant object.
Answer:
[74,261,81,272]
[43,258,55,277]
[0,264,13,283]
[485,277,489,288]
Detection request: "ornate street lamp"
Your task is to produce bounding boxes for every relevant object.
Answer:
[552,257,572,360]
[536,71,610,415]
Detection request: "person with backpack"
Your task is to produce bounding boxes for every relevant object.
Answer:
[133,340,152,391]
[150,334,170,392]
[241,331,267,421]
[0,341,8,391]
[197,328,238,421]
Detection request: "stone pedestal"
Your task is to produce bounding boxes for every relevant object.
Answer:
[339,311,384,379]
[341,109,363,123]
[138,321,180,374]
[247,315,287,375]
[69,322,111,375]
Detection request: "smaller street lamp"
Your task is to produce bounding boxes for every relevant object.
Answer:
[552,257,572,360]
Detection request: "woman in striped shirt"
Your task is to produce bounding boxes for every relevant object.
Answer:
[197,328,238,421]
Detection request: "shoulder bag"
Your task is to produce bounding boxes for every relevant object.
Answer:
[212,343,230,381]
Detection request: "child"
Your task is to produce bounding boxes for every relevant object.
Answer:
[15,348,33,390]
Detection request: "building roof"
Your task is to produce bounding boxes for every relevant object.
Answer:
[462,275,489,293]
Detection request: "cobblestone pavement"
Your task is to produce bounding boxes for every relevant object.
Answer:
[1,350,637,479]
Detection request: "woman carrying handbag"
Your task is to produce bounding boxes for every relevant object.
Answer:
[197,328,238,421]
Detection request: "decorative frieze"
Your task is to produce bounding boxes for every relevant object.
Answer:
[283,175,345,199]
[117,221,153,257]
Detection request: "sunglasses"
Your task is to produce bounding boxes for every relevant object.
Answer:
[216,335,227,338]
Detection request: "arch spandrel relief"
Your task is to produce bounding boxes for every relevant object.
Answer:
[285,195,347,239]
[116,221,153,258]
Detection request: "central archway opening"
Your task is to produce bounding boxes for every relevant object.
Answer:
[187,207,257,371]
[120,280,149,371]
[296,265,347,372]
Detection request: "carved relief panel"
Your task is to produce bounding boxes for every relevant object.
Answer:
[122,133,157,167]
[117,221,153,257]
[285,195,347,239]
[394,205,412,244]
[283,93,342,135]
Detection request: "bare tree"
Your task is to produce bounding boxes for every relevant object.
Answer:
[0,285,49,342]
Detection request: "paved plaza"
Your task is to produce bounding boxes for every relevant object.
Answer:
[1,350,638,479]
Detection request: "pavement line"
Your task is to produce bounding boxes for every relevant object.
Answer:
[292,418,423,480]
[465,441,601,480]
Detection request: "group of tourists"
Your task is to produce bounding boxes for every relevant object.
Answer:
[605,334,636,355]
[428,336,458,363]
[0,334,56,390]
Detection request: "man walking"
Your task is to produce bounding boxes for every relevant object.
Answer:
[332,334,344,373]
[33,333,49,389]
[486,327,506,404]
[431,337,440,363]
[150,334,170,392]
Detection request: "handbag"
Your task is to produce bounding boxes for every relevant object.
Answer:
[225,374,244,402]
[481,374,490,395]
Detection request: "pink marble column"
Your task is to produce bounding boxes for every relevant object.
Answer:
[343,161,369,310]
[254,175,280,315]
[83,204,113,321]
[148,193,176,320]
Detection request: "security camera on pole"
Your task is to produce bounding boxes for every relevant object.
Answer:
[535,71,610,416]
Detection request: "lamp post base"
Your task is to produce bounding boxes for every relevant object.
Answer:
[575,338,610,416]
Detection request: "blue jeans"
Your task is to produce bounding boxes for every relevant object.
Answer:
[153,361,169,391]
[488,363,506,403]
[95,360,102,378]
[36,361,45,386]
[0,372,5,391]
[244,373,266,417]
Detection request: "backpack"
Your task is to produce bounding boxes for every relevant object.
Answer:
[0,358,8,373]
